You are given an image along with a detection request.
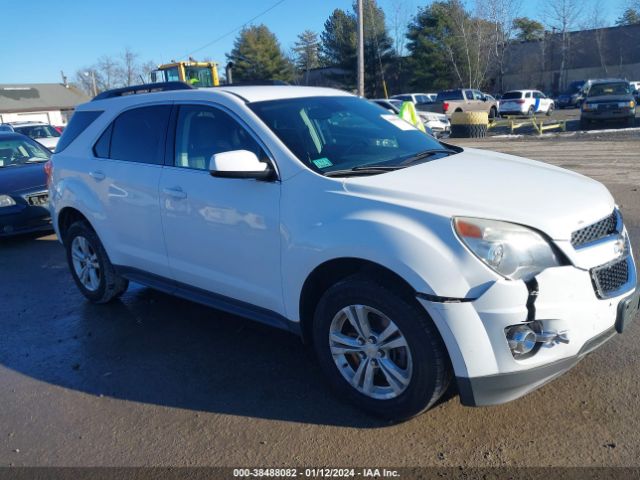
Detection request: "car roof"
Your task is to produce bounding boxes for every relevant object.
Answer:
[195,85,352,103]
[7,121,49,126]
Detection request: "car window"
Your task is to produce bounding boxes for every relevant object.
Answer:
[501,92,522,100]
[174,105,266,170]
[0,136,51,167]
[15,125,60,139]
[392,95,412,102]
[588,83,631,96]
[464,90,473,100]
[249,96,445,174]
[416,95,430,104]
[525,92,532,98]
[108,105,171,164]
[56,111,103,153]
[436,91,464,101]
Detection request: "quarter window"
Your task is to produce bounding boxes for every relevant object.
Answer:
[174,105,266,170]
[56,110,103,153]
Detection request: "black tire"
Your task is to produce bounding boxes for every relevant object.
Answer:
[312,275,452,421]
[546,103,554,116]
[64,221,128,303]
[450,124,487,138]
[527,106,535,117]
[489,107,497,120]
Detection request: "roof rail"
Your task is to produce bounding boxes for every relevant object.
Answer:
[92,82,193,101]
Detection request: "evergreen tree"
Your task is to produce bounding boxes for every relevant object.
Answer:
[616,7,640,26]
[227,25,294,82]
[512,17,546,41]
[293,30,320,84]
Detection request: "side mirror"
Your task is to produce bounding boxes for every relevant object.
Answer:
[209,150,273,180]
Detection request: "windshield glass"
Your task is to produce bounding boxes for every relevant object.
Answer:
[249,96,447,174]
[184,66,214,87]
[0,137,51,167]
[14,125,60,139]
[588,83,631,97]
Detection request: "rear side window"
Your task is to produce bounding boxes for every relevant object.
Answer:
[108,105,171,164]
[436,90,464,101]
[55,110,102,152]
[502,91,523,100]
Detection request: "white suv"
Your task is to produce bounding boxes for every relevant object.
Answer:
[499,90,555,116]
[48,83,639,420]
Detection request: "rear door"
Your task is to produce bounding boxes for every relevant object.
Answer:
[90,104,172,277]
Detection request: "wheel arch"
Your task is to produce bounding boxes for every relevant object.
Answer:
[57,206,94,241]
[298,257,419,344]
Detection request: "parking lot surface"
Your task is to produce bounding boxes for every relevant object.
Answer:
[1,133,639,467]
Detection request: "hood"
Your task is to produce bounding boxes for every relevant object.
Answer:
[342,148,613,241]
[0,163,47,194]
[585,95,634,103]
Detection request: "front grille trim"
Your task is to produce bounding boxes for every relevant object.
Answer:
[571,210,619,248]
[590,255,633,299]
[24,190,49,207]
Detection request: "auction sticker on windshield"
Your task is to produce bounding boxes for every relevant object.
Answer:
[381,114,417,131]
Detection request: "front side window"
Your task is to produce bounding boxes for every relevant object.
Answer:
[108,105,171,164]
[250,96,447,175]
[174,105,266,170]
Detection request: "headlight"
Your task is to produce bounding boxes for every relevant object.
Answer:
[0,195,16,207]
[453,217,564,280]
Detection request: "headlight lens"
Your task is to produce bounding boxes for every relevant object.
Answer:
[453,217,563,280]
[0,195,16,207]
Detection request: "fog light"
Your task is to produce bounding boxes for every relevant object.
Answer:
[506,325,536,356]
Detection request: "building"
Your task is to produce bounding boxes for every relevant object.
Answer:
[499,23,640,94]
[0,83,90,126]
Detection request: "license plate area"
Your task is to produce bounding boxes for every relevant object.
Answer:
[616,288,640,333]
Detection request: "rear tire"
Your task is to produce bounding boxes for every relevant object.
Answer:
[312,276,451,421]
[546,103,554,116]
[64,221,128,303]
[528,106,535,117]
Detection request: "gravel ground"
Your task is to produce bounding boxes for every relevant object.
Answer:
[0,133,639,469]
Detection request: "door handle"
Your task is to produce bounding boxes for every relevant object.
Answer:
[89,170,105,181]
[162,187,187,199]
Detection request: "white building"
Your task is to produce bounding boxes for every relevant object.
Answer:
[0,83,90,127]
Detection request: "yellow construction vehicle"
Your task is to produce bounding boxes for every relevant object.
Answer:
[150,59,220,87]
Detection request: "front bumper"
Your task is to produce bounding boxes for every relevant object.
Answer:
[419,252,638,406]
[0,202,52,237]
[581,108,635,121]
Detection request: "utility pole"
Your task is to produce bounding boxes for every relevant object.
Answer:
[357,0,364,97]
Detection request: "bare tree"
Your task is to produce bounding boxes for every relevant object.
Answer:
[120,47,139,86]
[388,0,412,57]
[477,0,522,92]
[581,2,611,76]
[544,0,582,91]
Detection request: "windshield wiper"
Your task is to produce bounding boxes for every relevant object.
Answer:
[324,165,402,177]
[397,149,456,166]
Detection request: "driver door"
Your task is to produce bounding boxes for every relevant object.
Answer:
[158,103,283,313]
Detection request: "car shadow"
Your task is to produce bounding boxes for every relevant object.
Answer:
[1,235,449,428]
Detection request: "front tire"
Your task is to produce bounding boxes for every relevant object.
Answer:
[64,221,128,303]
[312,276,451,421]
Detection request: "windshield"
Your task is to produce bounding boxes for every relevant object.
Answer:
[184,66,214,87]
[0,136,51,167]
[249,96,447,175]
[14,125,60,139]
[588,83,631,97]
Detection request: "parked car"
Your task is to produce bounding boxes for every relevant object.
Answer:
[557,80,585,109]
[371,98,450,138]
[580,79,636,128]
[498,90,554,116]
[369,99,436,138]
[0,132,52,237]
[391,93,437,104]
[50,83,638,421]
[0,122,61,152]
[421,89,499,119]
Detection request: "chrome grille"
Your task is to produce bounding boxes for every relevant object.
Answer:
[571,211,618,248]
[591,257,629,298]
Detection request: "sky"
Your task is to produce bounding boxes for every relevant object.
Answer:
[0,0,627,84]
